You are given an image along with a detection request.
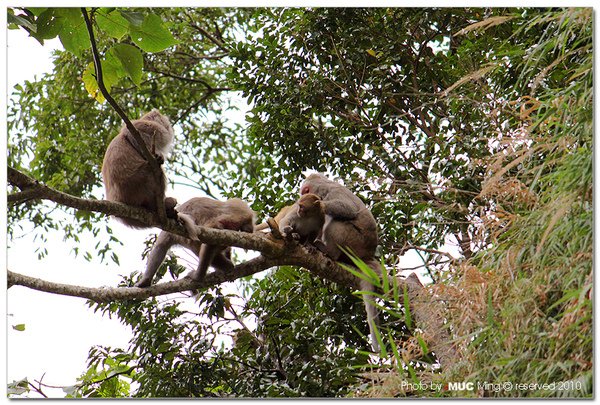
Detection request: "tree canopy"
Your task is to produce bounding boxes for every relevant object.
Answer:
[7,7,592,398]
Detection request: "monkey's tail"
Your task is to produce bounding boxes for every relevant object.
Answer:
[361,260,382,353]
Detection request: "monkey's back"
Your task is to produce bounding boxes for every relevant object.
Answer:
[101,134,165,208]
[179,197,255,232]
[302,174,378,260]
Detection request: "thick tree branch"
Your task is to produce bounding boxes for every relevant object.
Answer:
[7,166,361,287]
[81,7,167,225]
[7,166,454,368]
[8,166,180,234]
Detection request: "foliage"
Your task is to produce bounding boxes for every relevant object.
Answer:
[228,8,500,264]
[7,6,593,398]
[78,268,404,397]
[435,8,593,398]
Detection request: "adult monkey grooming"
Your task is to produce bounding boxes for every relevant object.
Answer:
[102,109,177,228]
[135,197,255,288]
[300,173,381,352]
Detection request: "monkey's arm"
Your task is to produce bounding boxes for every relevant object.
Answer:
[321,198,361,220]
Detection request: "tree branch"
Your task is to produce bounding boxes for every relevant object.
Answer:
[8,166,180,234]
[189,22,228,52]
[7,167,455,368]
[81,7,167,225]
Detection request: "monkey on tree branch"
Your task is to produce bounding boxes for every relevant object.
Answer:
[6,166,373,298]
[7,7,455,365]
[7,166,454,365]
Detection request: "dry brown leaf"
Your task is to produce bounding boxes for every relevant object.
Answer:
[455,15,515,36]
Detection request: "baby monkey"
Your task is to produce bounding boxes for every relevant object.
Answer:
[279,193,325,244]
[257,193,325,244]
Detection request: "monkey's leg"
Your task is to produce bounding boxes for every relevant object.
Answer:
[211,248,235,273]
[188,244,219,281]
[135,232,174,288]
[314,216,343,260]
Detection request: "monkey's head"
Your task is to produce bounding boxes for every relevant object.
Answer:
[301,173,328,197]
[297,193,322,217]
[142,109,174,137]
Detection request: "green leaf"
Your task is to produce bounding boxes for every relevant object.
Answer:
[36,8,63,39]
[403,285,412,330]
[129,14,178,53]
[28,8,48,16]
[96,9,129,40]
[387,331,404,375]
[56,8,89,56]
[417,335,429,354]
[82,51,123,104]
[82,62,104,103]
[110,43,143,86]
[8,13,36,32]
[13,323,26,331]
[8,379,29,396]
[119,10,145,27]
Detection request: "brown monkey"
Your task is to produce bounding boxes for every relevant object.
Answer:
[135,197,255,288]
[278,193,325,244]
[102,109,177,228]
[255,194,325,244]
[300,173,381,352]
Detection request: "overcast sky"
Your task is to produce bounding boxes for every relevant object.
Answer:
[4,28,142,398]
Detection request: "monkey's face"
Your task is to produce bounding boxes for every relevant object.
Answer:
[297,200,320,217]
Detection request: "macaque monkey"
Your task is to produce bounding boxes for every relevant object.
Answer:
[135,197,255,288]
[300,173,381,352]
[102,109,177,228]
[255,194,325,244]
[278,193,325,244]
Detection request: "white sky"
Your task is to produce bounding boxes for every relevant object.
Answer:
[0,7,462,399]
[4,28,141,398]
